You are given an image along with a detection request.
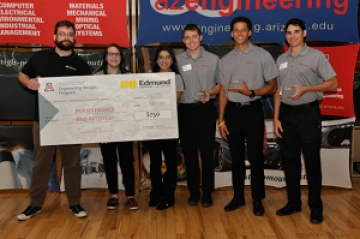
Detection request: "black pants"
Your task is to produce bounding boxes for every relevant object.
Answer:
[178,101,217,197]
[146,139,178,204]
[99,142,135,196]
[278,102,322,210]
[225,100,265,200]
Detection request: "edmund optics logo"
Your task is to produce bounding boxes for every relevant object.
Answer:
[120,80,137,89]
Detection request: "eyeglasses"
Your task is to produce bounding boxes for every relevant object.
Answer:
[158,55,172,60]
[57,32,75,37]
[107,52,121,57]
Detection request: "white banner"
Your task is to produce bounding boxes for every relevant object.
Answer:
[214,148,352,189]
[38,73,179,146]
[214,120,353,189]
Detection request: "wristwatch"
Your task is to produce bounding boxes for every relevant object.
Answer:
[250,90,255,98]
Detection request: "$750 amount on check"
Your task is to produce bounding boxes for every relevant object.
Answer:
[134,110,172,120]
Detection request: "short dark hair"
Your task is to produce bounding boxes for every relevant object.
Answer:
[54,20,76,34]
[285,18,306,32]
[230,16,252,31]
[95,43,128,74]
[182,24,202,38]
[152,46,180,74]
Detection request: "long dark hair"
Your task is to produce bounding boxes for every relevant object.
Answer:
[151,46,180,74]
[94,43,128,74]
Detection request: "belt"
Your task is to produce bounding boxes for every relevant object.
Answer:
[281,100,318,109]
[180,99,214,108]
[227,99,260,107]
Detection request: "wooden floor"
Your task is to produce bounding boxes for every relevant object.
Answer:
[1,178,360,239]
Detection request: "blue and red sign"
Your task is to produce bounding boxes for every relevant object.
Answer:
[137,0,359,45]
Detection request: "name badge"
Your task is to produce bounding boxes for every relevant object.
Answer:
[182,64,192,72]
[279,62,288,70]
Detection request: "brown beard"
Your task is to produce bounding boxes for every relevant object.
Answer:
[55,40,75,51]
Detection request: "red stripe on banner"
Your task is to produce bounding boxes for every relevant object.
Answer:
[315,44,358,117]
[0,0,129,47]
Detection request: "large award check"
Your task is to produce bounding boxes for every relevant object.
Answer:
[38,72,178,146]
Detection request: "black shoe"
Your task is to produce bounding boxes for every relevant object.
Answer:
[69,204,88,218]
[17,205,42,221]
[149,190,160,207]
[310,209,323,224]
[224,197,245,211]
[276,203,301,216]
[156,201,174,210]
[148,198,159,207]
[188,195,200,205]
[253,200,264,216]
[202,194,213,208]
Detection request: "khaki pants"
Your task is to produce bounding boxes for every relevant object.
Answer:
[30,121,82,207]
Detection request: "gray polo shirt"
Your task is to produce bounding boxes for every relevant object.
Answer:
[219,43,278,103]
[95,70,184,92]
[276,44,336,105]
[174,73,185,92]
[176,47,220,103]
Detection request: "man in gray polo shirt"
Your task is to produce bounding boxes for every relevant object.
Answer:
[176,24,221,207]
[218,16,278,216]
[274,18,337,224]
